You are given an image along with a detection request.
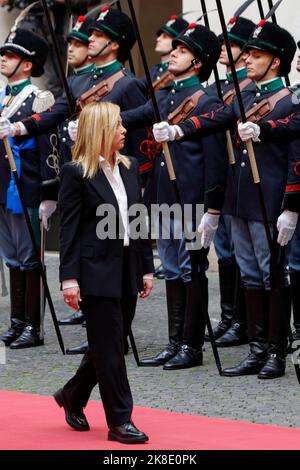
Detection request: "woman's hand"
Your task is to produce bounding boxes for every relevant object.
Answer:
[63,286,82,310]
[139,279,153,299]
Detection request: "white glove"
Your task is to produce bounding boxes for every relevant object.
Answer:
[0,117,16,139]
[68,119,78,142]
[198,212,220,249]
[153,122,178,143]
[238,122,261,142]
[39,200,57,231]
[277,210,299,247]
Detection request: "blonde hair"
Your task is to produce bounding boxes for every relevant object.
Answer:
[72,101,130,178]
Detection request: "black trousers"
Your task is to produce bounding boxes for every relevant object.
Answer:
[62,250,136,428]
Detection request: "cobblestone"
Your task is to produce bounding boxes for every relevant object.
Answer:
[0,254,300,428]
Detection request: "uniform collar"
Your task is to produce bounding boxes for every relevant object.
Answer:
[172,75,202,91]
[256,77,285,95]
[93,60,122,78]
[74,63,95,76]
[156,61,169,73]
[6,79,31,96]
[226,67,248,83]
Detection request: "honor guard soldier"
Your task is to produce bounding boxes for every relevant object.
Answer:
[0,29,58,348]
[140,14,188,92]
[206,15,255,348]
[59,15,95,168]
[122,23,228,370]
[238,40,300,347]
[154,21,300,378]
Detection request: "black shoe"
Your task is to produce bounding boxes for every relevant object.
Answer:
[204,321,230,342]
[54,388,90,431]
[215,323,248,348]
[108,421,148,444]
[0,319,24,346]
[58,310,85,326]
[66,341,88,355]
[257,354,286,380]
[163,344,203,370]
[10,325,43,349]
[222,353,266,377]
[139,343,180,367]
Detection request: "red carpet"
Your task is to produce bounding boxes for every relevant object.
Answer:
[1,390,300,450]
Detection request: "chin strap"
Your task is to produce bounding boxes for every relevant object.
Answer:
[173,58,200,77]
[92,40,112,59]
[7,58,24,80]
[256,56,276,83]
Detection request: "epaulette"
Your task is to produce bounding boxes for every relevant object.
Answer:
[32,89,55,113]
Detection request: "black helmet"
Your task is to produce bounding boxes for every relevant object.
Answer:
[67,16,94,45]
[245,21,296,76]
[218,16,256,49]
[157,15,188,38]
[0,28,48,77]
[88,5,136,62]
[173,23,221,82]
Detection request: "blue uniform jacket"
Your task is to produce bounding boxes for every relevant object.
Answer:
[179,85,300,221]
[121,82,228,211]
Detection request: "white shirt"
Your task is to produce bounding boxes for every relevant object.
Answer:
[99,155,130,247]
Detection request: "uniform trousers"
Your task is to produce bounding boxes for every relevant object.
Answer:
[231,217,288,290]
[0,204,40,270]
[214,214,235,263]
[62,248,134,428]
[288,221,300,273]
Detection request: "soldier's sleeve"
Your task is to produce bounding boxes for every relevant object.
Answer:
[282,137,300,212]
[22,92,74,137]
[259,112,300,142]
[120,78,157,174]
[121,99,155,130]
[200,96,229,211]
[38,130,60,201]
[178,101,235,139]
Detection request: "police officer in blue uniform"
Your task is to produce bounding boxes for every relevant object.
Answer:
[0,29,58,348]
[122,23,228,370]
[154,21,300,379]
[206,16,255,348]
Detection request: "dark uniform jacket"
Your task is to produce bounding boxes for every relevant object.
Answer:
[59,158,154,298]
[22,62,155,174]
[121,78,228,212]
[0,86,58,208]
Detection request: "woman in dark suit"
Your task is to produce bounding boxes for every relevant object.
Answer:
[54,102,154,444]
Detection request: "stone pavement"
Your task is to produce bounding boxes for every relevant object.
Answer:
[0,254,300,429]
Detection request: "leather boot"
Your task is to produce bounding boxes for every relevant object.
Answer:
[10,268,43,349]
[58,310,85,326]
[66,340,88,355]
[258,287,290,379]
[140,279,185,367]
[216,270,248,347]
[290,272,300,341]
[223,288,268,377]
[0,268,25,346]
[164,274,206,370]
[205,261,236,341]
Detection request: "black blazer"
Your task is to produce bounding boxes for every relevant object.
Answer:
[59,157,154,297]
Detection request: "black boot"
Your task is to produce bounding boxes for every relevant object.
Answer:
[164,274,206,370]
[258,287,290,379]
[66,340,88,355]
[205,261,236,341]
[0,268,25,346]
[290,272,300,341]
[140,279,185,367]
[58,310,85,326]
[10,269,43,349]
[215,271,248,347]
[223,288,268,377]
